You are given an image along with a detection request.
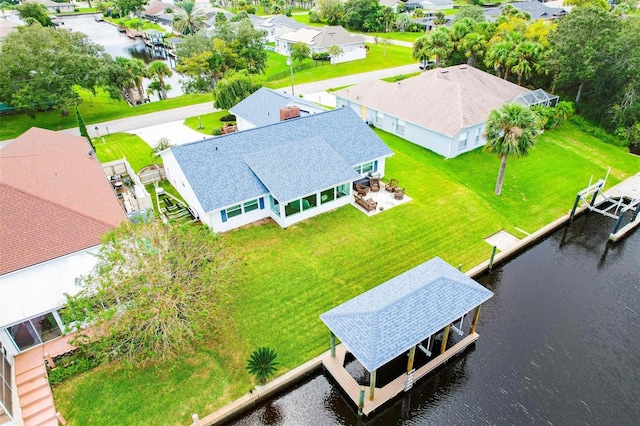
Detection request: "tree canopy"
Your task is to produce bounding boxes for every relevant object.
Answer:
[0,25,106,116]
[212,70,262,110]
[64,220,237,365]
[16,1,52,26]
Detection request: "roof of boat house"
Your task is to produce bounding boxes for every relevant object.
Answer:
[166,107,393,212]
[320,257,494,371]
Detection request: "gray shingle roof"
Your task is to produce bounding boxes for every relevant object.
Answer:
[229,88,322,128]
[168,107,392,212]
[320,257,494,372]
[244,138,359,202]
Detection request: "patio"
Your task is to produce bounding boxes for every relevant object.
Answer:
[352,179,412,216]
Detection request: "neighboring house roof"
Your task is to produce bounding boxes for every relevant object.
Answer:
[144,1,170,16]
[484,1,566,20]
[167,107,392,212]
[0,128,127,275]
[0,18,21,41]
[320,257,494,372]
[421,0,453,6]
[229,87,325,128]
[35,0,72,8]
[379,0,400,7]
[259,15,303,30]
[335,65,529,137]
[279,26,365,49]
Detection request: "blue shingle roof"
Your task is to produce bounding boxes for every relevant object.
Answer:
[244,138,359,202]
[229,88,321,128]
[168,107,392,212]
[320,257,494,371]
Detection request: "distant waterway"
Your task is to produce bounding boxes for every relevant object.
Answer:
[230,212,640,425]
[58,15,184,100]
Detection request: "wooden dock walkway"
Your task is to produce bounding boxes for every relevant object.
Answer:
[322,333,479,416]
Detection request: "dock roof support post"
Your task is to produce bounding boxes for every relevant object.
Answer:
[330,332,336,357]
[407,346,416,373]
[369,369,377,400]
[570,194,581,223]
[358,388,365,416]
[470,305,482,334]
[440,324,451,355]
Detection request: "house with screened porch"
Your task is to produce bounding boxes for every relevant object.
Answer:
[334,65,558,159]
[159,107,393,232]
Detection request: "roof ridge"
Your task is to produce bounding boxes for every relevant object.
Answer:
[0,181,123,229]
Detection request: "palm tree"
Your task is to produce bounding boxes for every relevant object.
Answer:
[147,61,173,100]
[461,32,485,68]
[510,40,543,86]
[412,26,453,68]
[484,103,539,196]
[246,347,279,385]
[173,0,207,36]
[485,39,514,79]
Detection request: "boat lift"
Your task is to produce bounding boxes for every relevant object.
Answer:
[569,171,640,242]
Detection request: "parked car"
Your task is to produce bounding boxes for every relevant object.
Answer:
[419,60,436,70]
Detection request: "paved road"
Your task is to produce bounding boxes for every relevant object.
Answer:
[1,63,421,144]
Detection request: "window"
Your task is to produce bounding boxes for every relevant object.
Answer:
[7,313,62,352]
[285,199,301,217]
[244,199,259,213]
[336,183,349,198]
[1,342,12,419]
[302,194,317,211]
[376,111,384,126]
[226,204,242,219]
[270,196,280,217]
[475,128,481,145]
[354,161,374,175]
[397,119,405,135]
[321,188,335,204]
[458,133,468,150]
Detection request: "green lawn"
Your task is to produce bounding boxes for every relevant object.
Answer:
[52,121,640,425]
[183,110,231,135]
[264,43,416,88]
[93,132,158,173]
[0,90,213,141]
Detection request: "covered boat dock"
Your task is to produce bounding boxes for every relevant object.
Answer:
[320,257,494,416]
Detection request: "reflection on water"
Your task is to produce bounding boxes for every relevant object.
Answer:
[57,15,183,100]
[229,213,640,425]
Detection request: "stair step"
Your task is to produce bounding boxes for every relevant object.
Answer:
[18,378,49,397]
[16,364,47,386]
[20,385,51,407]
[22,403,55,424]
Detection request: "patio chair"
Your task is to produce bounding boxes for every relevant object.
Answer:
[385,179,399,193]
[369,178,381,192]
[356,183,370,196]
[393,187,406,200]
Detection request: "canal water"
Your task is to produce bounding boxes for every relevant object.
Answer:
[57,15,184,100]
[230,213,640,425]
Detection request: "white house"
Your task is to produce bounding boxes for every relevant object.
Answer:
[159,108,393,233]
[276,26,367,64]
[258,15,304,43]
[0,129,126,424]
[334,65,558,158]
[35,0,74,12]
[229,87,328,131]
[420,0,453,10]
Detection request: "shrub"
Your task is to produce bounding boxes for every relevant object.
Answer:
[48,352,99,386]
[309,10,321,23]
[212,128,222,136]
[568,115,627,147]
[220,114,236,122]
[311,52,330,61]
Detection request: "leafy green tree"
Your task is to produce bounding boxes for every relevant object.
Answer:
[113,0,146,17]
[16,1,52,26]
[290,42,310,65]
[75,104,95,150]
[64,220,236,365]
[454,5,486,23]
[316,0,342,24]
[327,44,344,61]
[173,0,207,35]
[484,103,539,196]
[563,0,609,10]
[342,0,381,32]
[547,7,618,104]
[0,25,105,116]
[213,70,262,110]
[147,60,173,99]
[395,13,412,33]
[246,347,279,385]
[234,19,267,74]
